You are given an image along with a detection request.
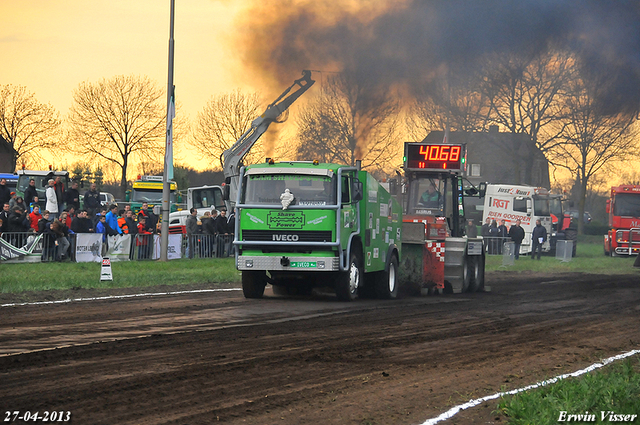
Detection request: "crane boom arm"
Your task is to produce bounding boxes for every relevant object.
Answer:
[221,70,315,208]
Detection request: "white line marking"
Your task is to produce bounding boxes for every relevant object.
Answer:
[1,288,242,308]
[420,349,640,425]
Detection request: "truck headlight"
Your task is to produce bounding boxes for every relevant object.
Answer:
[245,260,253,268]
[317,261,325,269]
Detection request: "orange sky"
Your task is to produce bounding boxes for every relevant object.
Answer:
[1,0,252,142]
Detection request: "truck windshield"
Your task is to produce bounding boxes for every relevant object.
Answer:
[132,189,177,203]
[549,197,562,218]
[242,174,336,206]
[533,196,550,216]
[614,194,640,217]
[407,177,443,215]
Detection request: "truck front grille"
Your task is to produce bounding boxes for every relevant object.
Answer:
[241,230,333,243]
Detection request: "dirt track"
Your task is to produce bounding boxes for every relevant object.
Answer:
[1,271,639,425]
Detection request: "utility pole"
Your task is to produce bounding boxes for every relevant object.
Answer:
[160,0,175,261]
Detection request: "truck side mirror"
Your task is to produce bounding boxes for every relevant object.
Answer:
[526,199,532,215]
[125,190,130,202]
[352,179,364,202]
[606,199,610,214]
[222,184,230,201]
[478,182,487,198]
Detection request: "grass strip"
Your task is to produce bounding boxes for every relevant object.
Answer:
[497,357,640,424]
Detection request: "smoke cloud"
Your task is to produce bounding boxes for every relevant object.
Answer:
[234,0,640,116]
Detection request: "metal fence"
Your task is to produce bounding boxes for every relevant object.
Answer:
[0,232,233,263]
[482,236,513,255]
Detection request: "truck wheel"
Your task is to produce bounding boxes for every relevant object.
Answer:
[336,251,362,301]
[375,255,399,299]
[242,271,267,299]
[467,254,485,293]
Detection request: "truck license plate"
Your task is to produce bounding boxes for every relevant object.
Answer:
[289,261,316,268]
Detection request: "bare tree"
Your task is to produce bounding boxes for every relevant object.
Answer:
[296,73,401,173]
[0,85,61,171]
[68,75,165,194]
[192,89,263,169]
[552,75,639,234]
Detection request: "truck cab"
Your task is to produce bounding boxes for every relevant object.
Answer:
[482,184,553,256]
[234,160,402,301]
[604,185,640,256]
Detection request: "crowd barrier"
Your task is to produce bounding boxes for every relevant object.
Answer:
[0,232,234,263]
[482,236,513,255]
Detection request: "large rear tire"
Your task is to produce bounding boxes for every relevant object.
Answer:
[468,254,485,293]
[375,255,399,299]
[336,251,362,301]
[242,271,267,299]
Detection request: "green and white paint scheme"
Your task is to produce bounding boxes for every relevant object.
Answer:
[234,161,402,301]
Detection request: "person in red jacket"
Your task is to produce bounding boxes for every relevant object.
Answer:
[136,217,153,259]
[29,205,43,232]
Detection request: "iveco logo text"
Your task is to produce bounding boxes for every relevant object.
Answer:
[272,234,299,241]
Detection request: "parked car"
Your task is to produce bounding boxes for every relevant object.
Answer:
[97,192,118,208]
[566,210,592,224]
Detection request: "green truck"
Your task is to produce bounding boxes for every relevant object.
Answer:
[233,160,402,301]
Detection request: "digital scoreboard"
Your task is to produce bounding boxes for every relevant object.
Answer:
[404,143,465,172]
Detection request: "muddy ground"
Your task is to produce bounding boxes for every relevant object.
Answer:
[1,271,639,424]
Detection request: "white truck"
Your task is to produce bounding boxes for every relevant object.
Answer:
[482,184,553,255]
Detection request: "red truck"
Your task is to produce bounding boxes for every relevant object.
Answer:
[604,185,640,256]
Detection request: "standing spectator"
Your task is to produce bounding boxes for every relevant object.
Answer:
[84,183,101,218]
[186,207,198,259]
[200,211,215,257]
[105,204,123,235]
[481,217,491,238]
[8,206,28,232]
[64,181,81,211]
[488,220,500,254]
[50,214,70,261]
[29,196,39,213]
[124,210,137,234]
[216,209,231,256]
[466,219,478,238]
[497,219,509,254]
[0,178,10,206]
[137,202,157,233]
[14,197,27,213]
[95,214,108,256]
[508,219,525,260]
[8,191,17,209]
[531,219,547,260]
[71,210,93,233]
[45,179,59,220]
[53,176,65,210]
[23,179,38,209]
[136,217,152,259]
[0,203,9,232]
[65,207,76,228]
[29,205,43,232]
[117,209,129,234]
[38,210,55,261]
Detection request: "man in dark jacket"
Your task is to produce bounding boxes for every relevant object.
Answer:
[84,183,101,218]
[23,179,39,209]
[531,219,547,260]
[71,210,93,233]
[64,181,81,211]
[186,207,198,259]
[0,178,11,206]
[508,219,526,259]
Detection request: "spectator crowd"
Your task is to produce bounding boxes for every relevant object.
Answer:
[0,178,235,262]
